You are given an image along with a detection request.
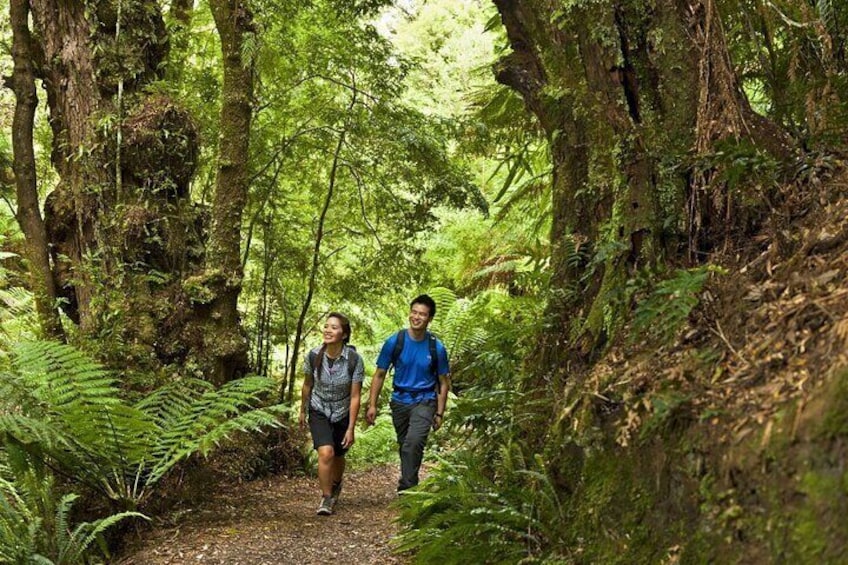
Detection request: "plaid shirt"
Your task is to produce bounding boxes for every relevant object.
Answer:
[302,345,364,422]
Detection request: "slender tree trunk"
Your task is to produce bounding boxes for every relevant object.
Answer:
[201,0,257,385]
[7,0,64,339]
[685,0,792,256]
[253,226,273,376]
[284,98,353,402]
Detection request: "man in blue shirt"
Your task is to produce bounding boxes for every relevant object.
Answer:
[366,294,451,491]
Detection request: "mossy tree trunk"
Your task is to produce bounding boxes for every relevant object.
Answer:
[7,0,65,339]
[493,0,790,372]
[200,0,257,385]
[18,0,251,383]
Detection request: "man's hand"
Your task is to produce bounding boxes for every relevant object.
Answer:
[432,413,443,431]
[365,405,378,426]
[342,429,355,449]
[298,410,306,429]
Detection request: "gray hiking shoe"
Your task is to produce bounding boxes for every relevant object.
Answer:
[331,480,343,502]
[316,495,333,516]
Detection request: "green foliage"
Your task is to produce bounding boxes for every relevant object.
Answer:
[0,341,287,509]
[392,282,559,561]
[631,266,724,345]
[394,447,568,564]
[343,412,397,470]
[691,139,781,192]
[0,443,145,564]
[725,0,848,146]
[237,0,493,381]
[426,287,486,362]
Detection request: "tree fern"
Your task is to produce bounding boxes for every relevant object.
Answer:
[426,289,489,379]
[0,444,144,564]
[395,445,568,564]
[0,340,287,509]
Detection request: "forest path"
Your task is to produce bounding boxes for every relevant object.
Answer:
[118,465,407,564]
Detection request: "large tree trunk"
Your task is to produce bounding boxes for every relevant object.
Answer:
[493,1,592,371]
[685,0,792,255]
[7,0,64,339]
[493,0,790,369]
[32,0,107,333]
[25,0,252,382]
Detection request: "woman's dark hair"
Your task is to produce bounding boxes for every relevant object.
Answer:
[326,311,351,344]
[410,294,437,319]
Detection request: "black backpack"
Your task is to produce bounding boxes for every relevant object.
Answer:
[389,330,440,393]
[309,344,360,380]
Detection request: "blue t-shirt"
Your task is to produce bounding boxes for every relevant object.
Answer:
[376,330,450,405]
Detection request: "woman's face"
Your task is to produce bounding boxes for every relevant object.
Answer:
[323,317,347,345]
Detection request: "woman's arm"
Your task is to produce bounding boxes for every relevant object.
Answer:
[299,372,314,428]
[343,381,363,448]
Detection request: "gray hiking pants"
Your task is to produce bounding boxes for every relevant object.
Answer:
[390,399,436,491]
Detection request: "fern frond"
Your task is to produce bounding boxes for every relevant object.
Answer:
[134,378,214,427]
[430,297,488,365]
[425,287,458,319]
[145,377,283,484]
[0,287,34,324]
[3,341,287,512]
[0,478,39,563]
[470,256,524,281]
[60,511,147,564]
[0,415,74,451]
[13,341,120,411]
[54,493,77,555]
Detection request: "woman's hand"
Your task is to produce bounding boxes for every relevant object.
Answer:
[342,428,355,449]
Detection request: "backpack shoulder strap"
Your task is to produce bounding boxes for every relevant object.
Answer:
[307,349,316,375]
[312,345,327,380]
[390,329,405,369]
[427,333,439,379]
[346,347,360,379]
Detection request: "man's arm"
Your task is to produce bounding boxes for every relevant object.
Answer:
[365,368,387,426]
[433,373,451,431]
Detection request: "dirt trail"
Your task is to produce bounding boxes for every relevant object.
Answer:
[118,465,407,564]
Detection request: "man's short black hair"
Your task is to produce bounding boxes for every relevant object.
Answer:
[410,294,437,318]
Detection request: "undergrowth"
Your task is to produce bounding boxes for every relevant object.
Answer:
[0,339,288,562]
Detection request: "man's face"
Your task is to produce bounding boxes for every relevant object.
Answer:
[408,303,432,331]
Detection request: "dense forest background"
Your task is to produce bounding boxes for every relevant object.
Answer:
[1,0,847,562]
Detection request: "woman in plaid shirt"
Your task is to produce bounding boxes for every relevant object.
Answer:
[299,312,364,515]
